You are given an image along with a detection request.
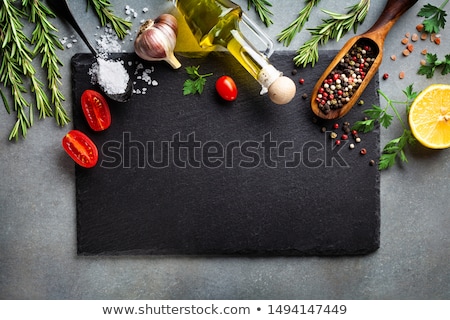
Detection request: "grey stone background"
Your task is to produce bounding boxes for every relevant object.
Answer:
[0,0,449,299]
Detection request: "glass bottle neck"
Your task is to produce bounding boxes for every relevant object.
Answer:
[226,30,280,94]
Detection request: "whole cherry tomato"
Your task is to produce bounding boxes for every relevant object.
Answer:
[62,130,98,168]
[215,75,238,101]
[81,89,111,131]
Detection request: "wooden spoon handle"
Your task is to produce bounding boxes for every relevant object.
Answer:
[365,0,418,36]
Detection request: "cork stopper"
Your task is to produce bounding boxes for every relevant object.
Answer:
[268,76,296,105]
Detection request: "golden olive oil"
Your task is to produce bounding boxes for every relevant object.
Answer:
[173,0,282,94]
[173,0,240,47]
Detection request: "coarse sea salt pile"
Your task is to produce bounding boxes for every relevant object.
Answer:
[85,6,157,96]
[86,23,130,95]
[89,58,130,95]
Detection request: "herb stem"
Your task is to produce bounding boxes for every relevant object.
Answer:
[277,0,321,47]
[379,89,410,131]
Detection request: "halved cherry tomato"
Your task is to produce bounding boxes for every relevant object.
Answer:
[215,75,238,101]
[62,130,98,168]
[81,89,111,131]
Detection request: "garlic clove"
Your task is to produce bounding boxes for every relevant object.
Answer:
[135,14,181,69]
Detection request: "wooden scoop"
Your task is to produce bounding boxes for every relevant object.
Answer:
[311,0,418,120]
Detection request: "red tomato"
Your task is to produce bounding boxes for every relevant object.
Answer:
[215,75,238,101]
[62,130,98,168]
[81,89,111,131]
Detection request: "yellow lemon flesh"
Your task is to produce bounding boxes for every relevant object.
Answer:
[409,84,450,149]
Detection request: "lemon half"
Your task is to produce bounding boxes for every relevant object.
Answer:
[409,84,450,149]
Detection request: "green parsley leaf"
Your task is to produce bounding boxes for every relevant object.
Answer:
[403,84,419,102]
[363,104,383,119]
[378,152,397,170]
[182,66,213,95]
[352,118,376,133]
[403,84,419,114]
[185,66,198,79]
[418,3,447,33]
[442,54,450,75]
[379,112,394,129]
[353,86,419,170]
[378,130,414,170]
[418,64,435,78]
[418,53,450,78]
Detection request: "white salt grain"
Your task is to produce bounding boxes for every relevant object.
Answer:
[125,5,138,18]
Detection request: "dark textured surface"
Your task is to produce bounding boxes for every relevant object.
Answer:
[2,0,449,300]
[72,51,380,256]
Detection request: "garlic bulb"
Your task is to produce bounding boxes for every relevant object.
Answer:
[134,14,181,69]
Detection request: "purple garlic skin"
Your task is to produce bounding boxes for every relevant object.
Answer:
[134,13,181,69]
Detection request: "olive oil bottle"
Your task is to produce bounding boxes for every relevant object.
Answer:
[172,0,296,104]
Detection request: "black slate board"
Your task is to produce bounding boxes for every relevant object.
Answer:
[72,51,380,256]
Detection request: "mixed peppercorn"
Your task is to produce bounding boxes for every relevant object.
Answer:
[316,40,378,115]
[316,118,375,166]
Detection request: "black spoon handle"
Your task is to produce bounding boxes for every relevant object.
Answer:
[47,0,98,55]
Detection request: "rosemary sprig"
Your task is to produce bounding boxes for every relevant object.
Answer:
[352,85,419,170]
[277,0,321,47]
[247,0,274,27]
[0,0,33,140]
[294,0,370,67]
[1,0,127,141]
[87,0,132,39]
[24,0,70,127]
